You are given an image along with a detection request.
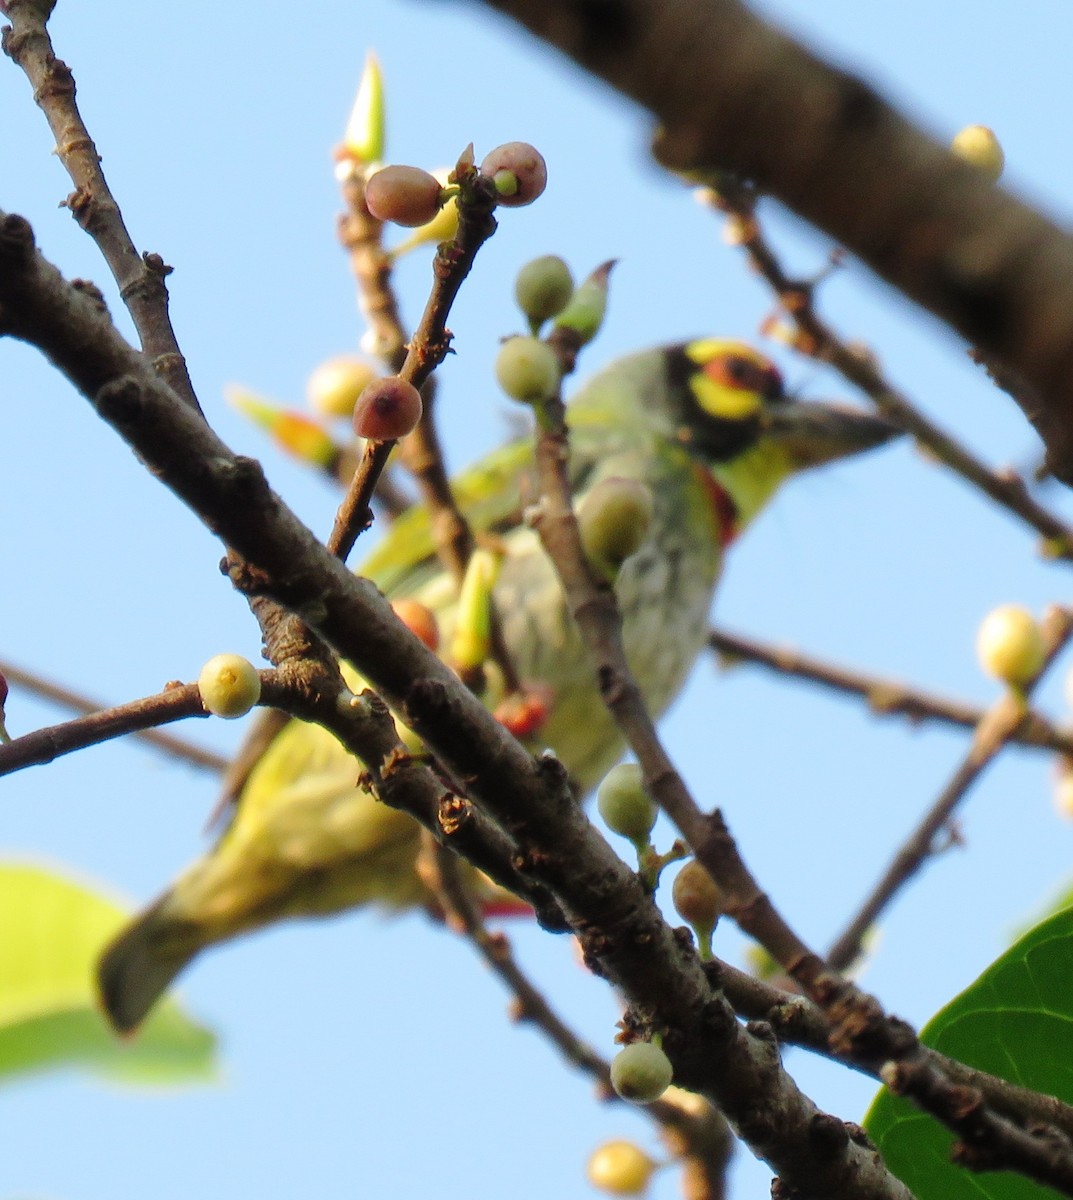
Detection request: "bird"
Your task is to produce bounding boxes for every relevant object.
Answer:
[98,338,897,1033]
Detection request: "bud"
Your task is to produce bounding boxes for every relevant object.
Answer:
[494,336,560,404]
[951,124,1004,183]
[342,52,385,165]
[450,549,502,672]
[578,477,654,581]
[228,387,339,468]
[553,260,615,345]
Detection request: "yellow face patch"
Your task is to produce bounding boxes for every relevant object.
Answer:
[684,339,782,421]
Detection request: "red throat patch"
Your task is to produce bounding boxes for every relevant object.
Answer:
[694,465,740,548]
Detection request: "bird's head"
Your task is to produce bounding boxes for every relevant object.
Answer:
[660,338,899,535]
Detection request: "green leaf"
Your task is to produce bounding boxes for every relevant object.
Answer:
[865,906,1073,1199]
[0,862,217,1086]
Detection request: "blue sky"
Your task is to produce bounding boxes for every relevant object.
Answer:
[3,2,1073,1197]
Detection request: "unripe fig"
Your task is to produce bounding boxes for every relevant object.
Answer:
[365,165,444,227]
[609,1041,673,1104]
[353,377,423,441]
[494,336,560,404]
[597,763,656,846]
[391,598,440,652]
[578,478,654,581]
[976,604,1044,686]
[586,1141,657,1196]
[480,142,547,207]
[307,356,378,419]
[514,255,574,325]
[951,124,1004,182]
[198,654,262,719]
[672,860,724,959]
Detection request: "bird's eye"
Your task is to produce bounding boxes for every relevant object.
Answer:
[724,356,752,384]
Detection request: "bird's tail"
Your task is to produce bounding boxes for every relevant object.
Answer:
[97,894,199,1036]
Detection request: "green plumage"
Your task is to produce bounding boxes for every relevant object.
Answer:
[98,341,895,1033]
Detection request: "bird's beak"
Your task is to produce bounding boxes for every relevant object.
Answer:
[762,399,901,470]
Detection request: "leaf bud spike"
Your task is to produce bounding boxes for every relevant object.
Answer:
[951,124,1004,183]
[342,51,385,165]
[227,387,339,468]
[389,186,461,260]
[552,259,616,345]
[198,654,262,719]
[450,549,502,672]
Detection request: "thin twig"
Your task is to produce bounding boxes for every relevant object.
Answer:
[706,180,1073,559]
[2,2,199,413]
[827,606,1073,972]
[709,627,1073,755]
[0,660,227,773]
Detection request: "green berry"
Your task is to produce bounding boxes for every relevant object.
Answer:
[597,763,656,846]
[586,1141,657,1196]
[198,654,262,719]
[365,165,444,227]
[514,255,574,325]
[306,355,378,420]
[976,604,1044,686]
[951,124,1004,182]
[609,1041,673,1105]
[480,142,547,208]
[578,478,654,580]
[353,377,423,440]
[494,336,560,403]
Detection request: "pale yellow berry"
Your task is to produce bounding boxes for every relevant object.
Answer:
[597,763,656,846]
[609,1042,673,1104]
[951,125,1004,183]
[586,1141,657,1196]
[976,604,1045,686]
[514,255,574,325]
[578,478,654,580]
[198,654,262,719]
[306,356,378,420]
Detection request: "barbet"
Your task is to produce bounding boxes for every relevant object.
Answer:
[99,339,896,1031]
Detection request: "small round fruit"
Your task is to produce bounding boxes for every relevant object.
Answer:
[672,860,724,931]
[976,604,1045,686]
[306,356,378,420]
[586,1141,657,1196]
[578,478,654,580]
[514,255,574,324]
[198,654,262,719]
[365,165,445,227]
[609,1042,673,1104]
[951,124,1004,183]
[597,763,656,845]
[494,336,560,403]
[353,377,423,440]
[391,598,440,652]
[480,142,547,207]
